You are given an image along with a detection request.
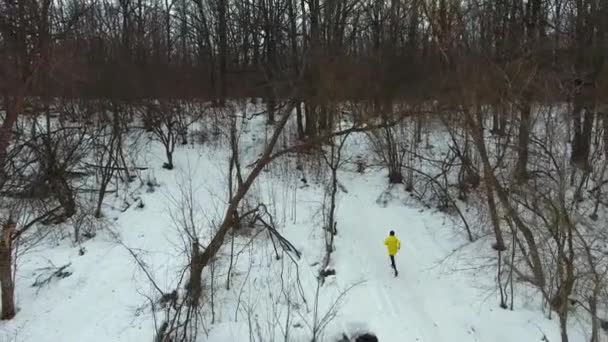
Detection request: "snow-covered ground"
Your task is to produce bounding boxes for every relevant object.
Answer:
[0,114,588,342]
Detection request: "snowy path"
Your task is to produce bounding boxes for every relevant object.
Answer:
[332,174,563,342]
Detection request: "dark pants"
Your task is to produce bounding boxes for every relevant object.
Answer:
[389,255,396,270]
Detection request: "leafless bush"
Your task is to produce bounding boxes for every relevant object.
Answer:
[366,123,409,185]
[71,207,101,243]
[144,101,181,170]
[302,279,364,342]
[190,128,210,146]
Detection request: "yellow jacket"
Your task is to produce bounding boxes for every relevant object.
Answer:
[384,235,401,256]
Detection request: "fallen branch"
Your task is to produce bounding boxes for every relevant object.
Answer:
[113,236,166,297]
[255,204,301,259]
[32,262,72,293]
[83,161,149,171]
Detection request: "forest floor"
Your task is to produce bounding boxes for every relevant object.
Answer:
[0,115,587,342]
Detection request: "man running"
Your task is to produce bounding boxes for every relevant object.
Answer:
[384,230,401,276]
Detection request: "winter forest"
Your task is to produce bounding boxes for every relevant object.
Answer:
[0,0,607,341]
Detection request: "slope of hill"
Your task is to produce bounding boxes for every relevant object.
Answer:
[0,115,586,342]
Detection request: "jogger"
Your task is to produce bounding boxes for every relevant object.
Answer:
[384,231,401,276]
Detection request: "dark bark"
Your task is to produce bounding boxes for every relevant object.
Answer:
[0,98,22,184]
[571,104,595,169]
[515,99,531,181]
[304,103,317,137]
[50,177,76,221]
[0,222,15,320]
[296,104,304,138]
[287,0,304,137]
[465,109,506,251]
[218,0,228,105]
[266,97,276,125]
[188,239,202,306]
[603,112,608,159]
[95,110,121,218]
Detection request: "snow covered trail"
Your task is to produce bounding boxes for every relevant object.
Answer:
[331,172,578,342]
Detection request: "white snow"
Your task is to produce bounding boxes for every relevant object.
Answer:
[0,113,588,342]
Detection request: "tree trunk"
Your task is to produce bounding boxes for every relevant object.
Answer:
[515,99,531,181]
[95,181,107,219]
[305,102,317,137]
[296,103,304,138]
[603,111,608,159]
[288,0,303,137]
[0,97,22,183]
[466,110,506,251]
[0,222,15,320]
[589,285,599,342]
[559,311,569,342]
[570,106,594,169]
[484,179,505,251]
[318,104,328,132]
[266,97,276,125]
[264,9,277,125]
[324,164,339,268]
[218,0,228,105]
[491,111,500,134]
[50,177,76,222]
[188,239,202,307]
[164,149,174,170]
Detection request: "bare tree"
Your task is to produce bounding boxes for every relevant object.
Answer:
[320,132,351,273]
[146,101,181,170]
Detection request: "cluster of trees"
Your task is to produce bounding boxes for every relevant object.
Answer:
[3,0,605,128]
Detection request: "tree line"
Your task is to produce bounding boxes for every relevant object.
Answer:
[2,0,606,128]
